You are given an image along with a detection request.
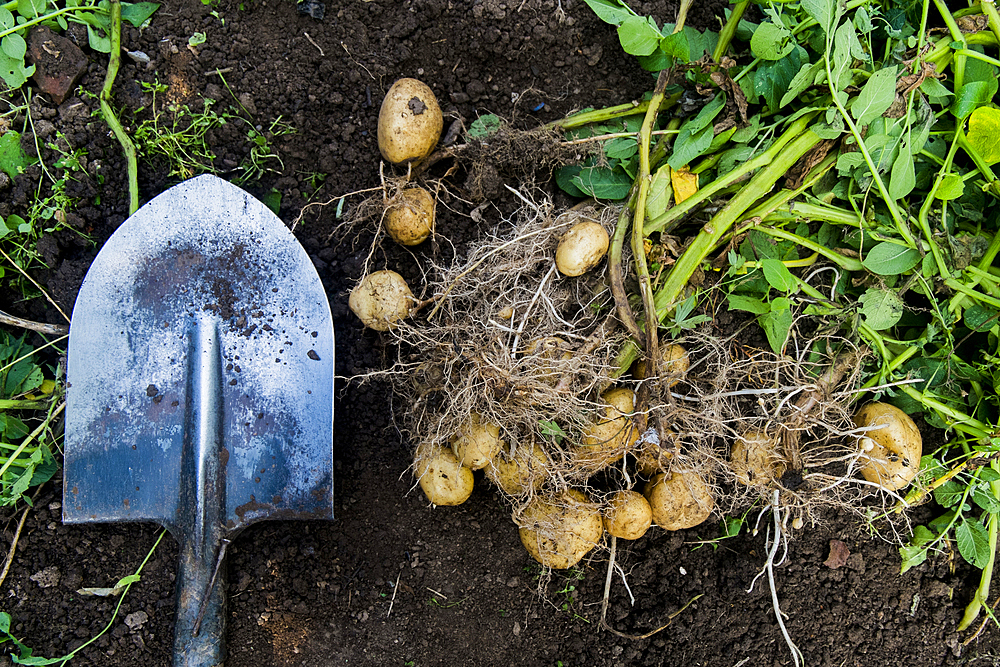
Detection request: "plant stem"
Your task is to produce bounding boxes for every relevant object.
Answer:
[713,0,749,62]
[748,225,864,272]
[100,0,139,215]
[547,94,680,132]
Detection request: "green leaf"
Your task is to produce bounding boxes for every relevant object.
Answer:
[121,2,161,28]
[780,61,823,109]
[0,7,14,29]
[851,67,897,126]
[645,165,671,220]
[831,21,860,91]
[87,23,111,54]
[727,293,770,315]
[760,258,797,293]
[685,92,726,135]
[468,114,502,139]
[972,487,1000,513]
[750,22,794,60]
[801,0,836,36]
[952,80,999,120]
[935,173,965,200]
[920,77,953,99]
[0,50,34,90]
[0,131,36,179]
[859,287,904,330]
[618,15,662,56]
[759,297,793,354]
[668,123,714,170]
[556,165,587,197]
[15,0,45,19]
[604,137,638,160]
[888,141,916,199]
[933,480,966,509]
[964,304,998,332]
[900,525,935,574]
[2,33,26,60]
[862,242,921,275]
[582,0,635,25]
[966,106,1000,165]
[956,518,992,569]
[571,166,632,199]
[754,46,807,111]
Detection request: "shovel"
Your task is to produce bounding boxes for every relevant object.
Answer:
[63,174,334,666]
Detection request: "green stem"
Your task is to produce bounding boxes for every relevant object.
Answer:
[900,385,992,439]
[547,94,680,132]
[982,0,1000,44]
[99,0,139,215]
[934,0,967,89]
[959,481,999,631]
[916,129,964,279]
[0,399,48,410]
[712,0,749,62]
[748,226,864,272]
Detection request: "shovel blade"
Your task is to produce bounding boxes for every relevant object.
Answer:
[64,175,334,535]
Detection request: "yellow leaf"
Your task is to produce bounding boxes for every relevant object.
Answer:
[671,167,699,204]
[967,107,1000,165]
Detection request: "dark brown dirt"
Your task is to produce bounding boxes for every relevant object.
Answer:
[2,0,1000,666]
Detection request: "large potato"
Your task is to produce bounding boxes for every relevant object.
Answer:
[555,221,610,277]
[487,442,549,496]
[378,78,443,164]
[604,489,652,540]
[451,415,502,470]
[415,443,474,506]
[854,402,923,491]
[574,387,638,473]
[731,430,786,487]
[348,270,413,331]
[386,187,435,246]
[643,470,713,531]
[518,489,604,569]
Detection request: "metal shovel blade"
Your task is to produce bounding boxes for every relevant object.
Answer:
[63,174,334,666]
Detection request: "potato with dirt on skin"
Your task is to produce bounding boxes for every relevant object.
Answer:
[604,489,652,540]
[451,415,502,470]
[731,430,786,487]
[518,489,604,569]
[644,469,713,531]
[487,442,550,496]
[574,387,639,473]
[555,221,610,277]
[348,270,414,331]
[378,78,443,164]
[414,443,474,506]
[386,187,435,246]
[854,401,923,491]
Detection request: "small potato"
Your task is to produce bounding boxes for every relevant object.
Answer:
[518,489,604,569]
[731,430,786,487]
[451,415,502,470]
[348,270,414,331]
[631,344,688,385]
[604,489,652,540]
[854,402,923,491]
[415,443,474,506]
[487,442,550,496]
[574,387,638,473]
[524,336,573,386]
[386,187,435,246]
[555,221,610,277]
[644,470,713,531]
[378,78,443,164]
[636,432,673,477]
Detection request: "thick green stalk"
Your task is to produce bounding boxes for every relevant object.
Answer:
[651,128,823,319]
[747,226,864,272]
[100,0,139,215]
[959,463,1000,631]
[547,94,680,132]
[712,0,749,62]
[644,114,817,235]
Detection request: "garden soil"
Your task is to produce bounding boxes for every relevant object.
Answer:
[2,0,999,665]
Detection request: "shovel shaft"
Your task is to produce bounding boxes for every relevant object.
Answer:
[173,314,227,666]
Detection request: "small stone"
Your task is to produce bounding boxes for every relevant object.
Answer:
[27,26,89,104]
[824,539,851,569]
[30,566,61,588]
[124,611,148,631]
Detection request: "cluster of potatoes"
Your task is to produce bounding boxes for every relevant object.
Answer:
[351,78,926,571]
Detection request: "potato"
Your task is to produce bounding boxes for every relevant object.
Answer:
[643,470,713,531]
[378,78,443,164]
[631,344,688,385]
[555,221,610,277]
[636,434,673,477]
[524,336,573,386]
[415,443,474,506]
[487,442,549,496]
[604,489,652,540]
[574,387,638,473]
[451,415,502,470]
[386,187,435,246]
[348,270,413,331]
[518,489,604,569]
[854,402,923,491]
[731,430,786,487]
